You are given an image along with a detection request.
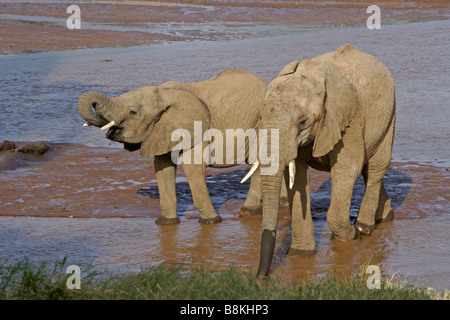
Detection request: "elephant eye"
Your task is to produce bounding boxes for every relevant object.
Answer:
[130,110,137,115]
[299,119,306,126]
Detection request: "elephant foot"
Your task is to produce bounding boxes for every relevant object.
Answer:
[354,221,375,235]
[155,216,180,225]
[288,248,315,257]
[239,205,262,217]
[199,215,222,224]
[279,197,289,209]
[375,209,394,224]
[331,225,361,241]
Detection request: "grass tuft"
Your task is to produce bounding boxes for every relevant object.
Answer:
[0,257,446,300]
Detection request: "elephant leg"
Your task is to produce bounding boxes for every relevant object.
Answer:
[355,120,395,234]
[240,165,262,216]
[355,167,393,234]
[182,162,222,224]
[375,183,394,223]
[154,154,179,225]
[327,142,363,240]
[355,165,384,234]
[287,158,315,256]
[376,119,395,223]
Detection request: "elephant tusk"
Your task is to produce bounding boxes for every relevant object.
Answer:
[289,160,296,189]
[101,121,116,130]
[83,123,92,127]
[240,160,260,184]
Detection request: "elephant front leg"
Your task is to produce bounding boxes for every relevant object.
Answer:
[286,158,315,256]
[154,154,180,225]
[182,163,222,224]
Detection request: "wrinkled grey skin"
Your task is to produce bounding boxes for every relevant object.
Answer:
[79,69,284,224]
[256,45,396,278]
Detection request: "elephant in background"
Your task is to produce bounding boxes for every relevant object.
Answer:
[78,69,282,224]
[247,44,396,278]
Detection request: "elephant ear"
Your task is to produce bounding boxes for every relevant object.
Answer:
[312,64,358,158]
[277,60,301,77]
[140,88,210,157]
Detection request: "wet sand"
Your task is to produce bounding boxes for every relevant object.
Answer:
[1,0,449,291]
[1,143,448,221]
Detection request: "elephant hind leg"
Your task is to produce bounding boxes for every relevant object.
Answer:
[355,168,393,234]
[355,121,395,234]
[327,138,364,241]
[375,183,394,224]
[355,165,383,235]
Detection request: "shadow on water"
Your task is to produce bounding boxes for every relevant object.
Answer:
[136,166,412,220]
[310,167,413,221]
[137,169,251,216]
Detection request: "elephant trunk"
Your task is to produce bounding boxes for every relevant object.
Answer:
[256,122,287,279]
[78,91,115,127]
[256,168,284,279]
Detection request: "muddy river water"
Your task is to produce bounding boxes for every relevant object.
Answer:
[1,5,449,291]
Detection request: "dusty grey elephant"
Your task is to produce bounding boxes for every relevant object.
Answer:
[78,69,273,224]
[246,44,396,278]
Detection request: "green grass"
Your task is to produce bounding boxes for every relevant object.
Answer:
[0,257,446,300]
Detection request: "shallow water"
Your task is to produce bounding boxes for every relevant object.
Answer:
[1,20,449,165]
[1,19,449,290]
[0,143,448,290]
[0,13,309,41]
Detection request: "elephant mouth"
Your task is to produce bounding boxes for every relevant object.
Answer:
[106,126,142,152]
[124,142,141,151]
[106,126,124,142]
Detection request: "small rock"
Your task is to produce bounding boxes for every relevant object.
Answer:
[18,143,50,155]
[0,140,15,152]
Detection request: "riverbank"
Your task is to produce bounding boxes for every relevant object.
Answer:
[0,0,448,54]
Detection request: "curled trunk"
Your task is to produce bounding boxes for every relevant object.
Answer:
[78,91,114,127]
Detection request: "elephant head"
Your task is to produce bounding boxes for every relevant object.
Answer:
[250,59,358,278]
[78,87,211,157]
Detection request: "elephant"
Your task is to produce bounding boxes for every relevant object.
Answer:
[78,69,275,224]
[245,44,396,278]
